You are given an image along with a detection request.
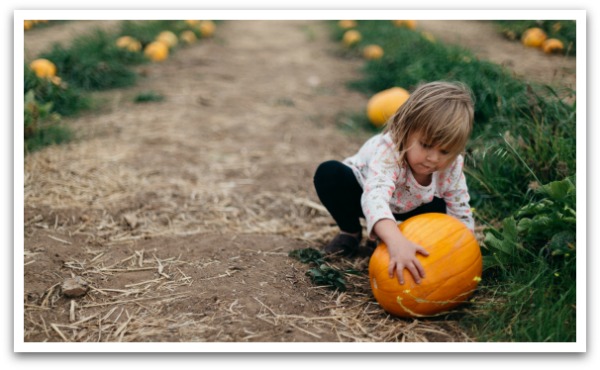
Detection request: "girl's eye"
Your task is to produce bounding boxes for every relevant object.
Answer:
[420,142,431,149]
[441,149,450,155]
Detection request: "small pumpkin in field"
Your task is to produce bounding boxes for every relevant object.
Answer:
[29,58,57,78]
[542,38,564,54]
[392,20,417,30]
[363,44,384,60]
[144,41,169,62]
[180,30,197,44]
[521,27,547,47]
[342,30,362,47]
[156,31,178,48]
[366,87,410,127]
[369,213,482,318]
[115,36,141,52]
[338,20,357,29]
[199,20,216,37]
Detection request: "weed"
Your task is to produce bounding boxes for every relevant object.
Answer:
[134,91,165,103]
[289,248,362,291]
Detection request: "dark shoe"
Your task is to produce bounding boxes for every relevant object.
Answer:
[323,232,361,257]
[365,238,379,250]
[357,238,379,257]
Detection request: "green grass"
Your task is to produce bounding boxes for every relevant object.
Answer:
[134,90,165,103]
[327,20,577,342]
[25,123,73,154]
[24,20,209,153]
[39,29,144,91]
[24,66,89,154]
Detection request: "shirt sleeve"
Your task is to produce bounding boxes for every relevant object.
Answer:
[360,140,401,239]
[441,155,475,232]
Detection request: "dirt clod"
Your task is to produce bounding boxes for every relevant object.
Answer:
[61,276,89,298]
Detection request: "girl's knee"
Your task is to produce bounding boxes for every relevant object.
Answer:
[314,160,343,183]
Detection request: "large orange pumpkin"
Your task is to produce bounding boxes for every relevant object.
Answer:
[369,213,482,318]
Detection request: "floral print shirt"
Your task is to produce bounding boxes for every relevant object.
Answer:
[343,132,474,238]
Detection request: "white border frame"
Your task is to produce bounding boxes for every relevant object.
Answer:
[13,9,586,354]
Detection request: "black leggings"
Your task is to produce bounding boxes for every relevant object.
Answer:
[313,160,446,234]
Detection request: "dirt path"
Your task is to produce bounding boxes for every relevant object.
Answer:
[23,20,576,343]
[24,20,379,343]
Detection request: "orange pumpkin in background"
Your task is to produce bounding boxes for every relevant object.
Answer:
[521,27,547,47]
[342,30,362,47]
[363,44,384,60]
[144,41,169,62]
[542,38,564,54]
[29,58,57,78]
[366,86,410,127]
[369,213,482,318]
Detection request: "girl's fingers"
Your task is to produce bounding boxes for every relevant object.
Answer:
[396,270,404,285]
[416,245,430,256]
[390,262,405,284]
[406,263,422,284]
[387,261,397,279]
[414,259,426,279]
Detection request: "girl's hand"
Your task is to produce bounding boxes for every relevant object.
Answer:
[373,219,429,285]
[386,238,429,285]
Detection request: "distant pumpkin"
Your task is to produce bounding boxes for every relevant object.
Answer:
[199,20,216,37]
[144,41,169,62]
[180,30,197,44]
[392,20,417,30]
[342,30,361,47]
[542,38,564,54]
[29,58,57,78]
[116,36,141,52]
[363,44,384,60]
[366,87,410,127]
[338,20,357,29]
[521,27,547,47]
[156,31,178,48]
[369,213,482,318]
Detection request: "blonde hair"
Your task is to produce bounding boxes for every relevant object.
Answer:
[384,81,474,165]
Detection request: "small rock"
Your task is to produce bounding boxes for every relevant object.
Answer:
[61,276,89,298]
[123,213,138,229]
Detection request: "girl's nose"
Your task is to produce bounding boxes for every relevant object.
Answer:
[426,150,439,162]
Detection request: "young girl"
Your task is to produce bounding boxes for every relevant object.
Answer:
[313,81,475,285]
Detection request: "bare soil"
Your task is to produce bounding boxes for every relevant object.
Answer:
[22,20,575,343]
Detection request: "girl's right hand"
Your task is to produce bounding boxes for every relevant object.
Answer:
[372,218,429,285]
[386,237,429,285]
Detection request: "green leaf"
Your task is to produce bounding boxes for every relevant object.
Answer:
[546,231,576,256]
[289,248,325,265]
[539,176,575,203]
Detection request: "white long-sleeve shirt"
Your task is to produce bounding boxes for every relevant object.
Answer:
[343,132,474,238]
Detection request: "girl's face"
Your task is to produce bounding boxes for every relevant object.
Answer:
[405,133,454,180]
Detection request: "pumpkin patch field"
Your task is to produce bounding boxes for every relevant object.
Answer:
[21,19,577,345]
